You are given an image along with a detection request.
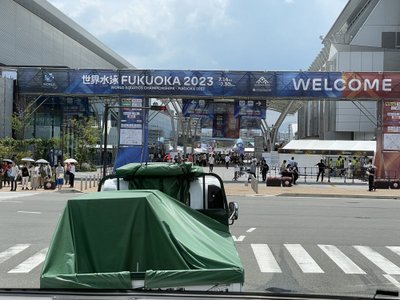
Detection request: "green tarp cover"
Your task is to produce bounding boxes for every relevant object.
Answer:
[40,190,244,289]
[114,163,205,206]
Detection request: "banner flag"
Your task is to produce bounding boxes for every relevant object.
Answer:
[114,97,149,168]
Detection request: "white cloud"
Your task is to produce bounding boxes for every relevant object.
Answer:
[47,0,347,70]
[49,0,233,39]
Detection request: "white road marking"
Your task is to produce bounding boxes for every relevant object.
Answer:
[0,244,30,264]
[354,246,400,275]
[383,274,400,289]
[319,245,366,274]
[17,211,42,214]
[0,200,23,203]
[8,248,48,274]
[0,193,34,200]
[285,244,324,273]
[232,235,245,242]
[251,244,282,273]
[387,246,400,257]
[247,228,256,233]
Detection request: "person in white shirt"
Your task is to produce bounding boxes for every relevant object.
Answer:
[9,162,19,191]
[208,154,215,172]
[55,162,65,190]
[30,164,40,190]
[69,163,76,188]
[225,155,230,169]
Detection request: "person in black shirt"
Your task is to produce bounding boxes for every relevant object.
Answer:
[260,158,269,182]
[316,159,326,182]
[365,159,376,191]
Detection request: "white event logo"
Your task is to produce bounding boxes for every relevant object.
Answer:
[292,78,392,92]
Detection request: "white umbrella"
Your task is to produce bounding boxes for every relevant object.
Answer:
[36,159,49,164]
[64,158,78,164]
[21,157,35,162]
[2,158,13,163]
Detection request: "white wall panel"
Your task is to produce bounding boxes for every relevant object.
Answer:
[352,0,400,47]
[0,0,121,69]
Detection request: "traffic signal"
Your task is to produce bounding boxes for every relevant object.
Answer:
[150,105,167,111]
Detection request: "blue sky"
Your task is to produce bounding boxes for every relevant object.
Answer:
[48,0,348,71]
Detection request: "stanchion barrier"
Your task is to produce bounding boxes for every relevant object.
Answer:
[304,167,307,183]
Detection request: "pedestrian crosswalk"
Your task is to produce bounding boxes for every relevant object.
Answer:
[250,243,400,275]
[0,244,47,274]
[0,243,400,278]
[8,248,48,274]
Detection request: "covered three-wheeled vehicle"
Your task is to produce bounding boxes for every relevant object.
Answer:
[40,163,243,291]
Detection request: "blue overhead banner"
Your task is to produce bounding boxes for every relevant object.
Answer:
[17,68,400,99]
[234,99,266,118]
[182,99,214,118]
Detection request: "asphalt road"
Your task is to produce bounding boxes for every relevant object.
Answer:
[0,191,400,296]
[229,195,400,296]
[0,191,73,288]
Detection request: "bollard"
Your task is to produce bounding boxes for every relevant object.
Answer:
[80,177,83,191]
[94,175,96,187]
[250,175,258,194]
[85,176,88,190]
[89,176,92,189]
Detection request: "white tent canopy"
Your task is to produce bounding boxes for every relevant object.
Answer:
[282,140,376,153]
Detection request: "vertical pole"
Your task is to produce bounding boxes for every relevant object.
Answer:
[102,103,109,179]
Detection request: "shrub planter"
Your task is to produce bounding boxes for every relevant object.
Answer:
[281,177,293,187]
[374,179,389,189]
[267,177,281,187]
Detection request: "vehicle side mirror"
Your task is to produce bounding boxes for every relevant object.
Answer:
[228,201,239,225]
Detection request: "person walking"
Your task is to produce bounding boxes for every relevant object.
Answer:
[292,163,299,184]
[69,163,76,188]
[316,159,326,182]
[208,154,215,172]
[365,159,376,191]
[248,158,257,182]
[225,154,230,169]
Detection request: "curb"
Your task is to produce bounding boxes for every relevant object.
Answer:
[277,193,400,200]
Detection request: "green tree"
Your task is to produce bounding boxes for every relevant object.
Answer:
[68,117,101,165]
